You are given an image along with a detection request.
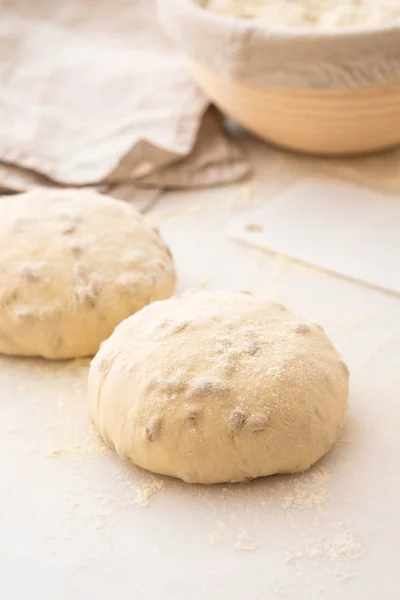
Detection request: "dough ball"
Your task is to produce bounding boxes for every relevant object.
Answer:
[89,290,349,484]
[0,189,176,359]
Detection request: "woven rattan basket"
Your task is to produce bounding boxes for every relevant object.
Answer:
[159,0,400,156]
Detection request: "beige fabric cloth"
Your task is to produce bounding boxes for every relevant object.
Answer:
[160,0,400,91]
[0,0,249,200]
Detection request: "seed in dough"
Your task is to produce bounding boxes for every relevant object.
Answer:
[89,290,349,484]
[227,409,247,435]
[0,189,176,359]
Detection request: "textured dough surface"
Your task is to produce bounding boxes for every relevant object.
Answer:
[0,189,176,359]
[89,290,349,484]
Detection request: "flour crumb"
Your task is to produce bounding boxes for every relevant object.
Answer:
[209,523,224,548]
[308,524,363,562]
[134,479,166,507]
[45,439,108,458]
[245,223,263,233]
[284,550,304,564]
[47,447,64,457]
[280,468,331,511]
[339,570,359,582]
[234,528,257,551]
[112,470,166,508]
[210,531,223,547]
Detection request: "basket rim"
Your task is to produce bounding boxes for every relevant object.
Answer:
[160,0,400,91]
[189,0,400,38]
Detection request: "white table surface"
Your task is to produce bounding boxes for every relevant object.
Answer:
[1,137,400,599]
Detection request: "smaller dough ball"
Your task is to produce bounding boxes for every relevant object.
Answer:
[0,189,176,359]
[89,290,349,485]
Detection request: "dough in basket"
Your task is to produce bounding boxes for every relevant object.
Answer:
[0,189,176,359]
[89,290,348,484]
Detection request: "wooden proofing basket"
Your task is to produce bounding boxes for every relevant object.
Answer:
[159,0,400,156]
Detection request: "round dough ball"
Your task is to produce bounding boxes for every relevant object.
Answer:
[0,189,176,359]
[89,290,349,484]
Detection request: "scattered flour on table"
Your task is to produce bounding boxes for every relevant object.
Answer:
[0,354,362,581]
[150,175,282,225]
[46,439,109,458]
[280,468,331,512]
[209,522,225,547]
[307,523,363,562]
[131,478,166,508]
[210,530,224,546]
[222,173,292,213]
[47,447,64,457]
[283,533,362,583]
[284,550,305,564]
[235,527,258,551]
